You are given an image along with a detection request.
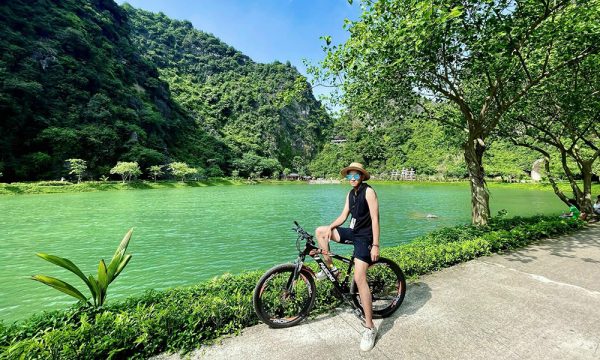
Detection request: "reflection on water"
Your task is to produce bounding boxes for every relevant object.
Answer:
[0,183,563,322]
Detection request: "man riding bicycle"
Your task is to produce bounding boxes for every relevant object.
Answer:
[314,162,380,351]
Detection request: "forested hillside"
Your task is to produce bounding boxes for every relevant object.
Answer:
[0,0,331,181]
[124,6,332,176]
[0,0,222,181]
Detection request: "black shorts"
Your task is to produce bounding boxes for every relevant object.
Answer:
[335,227,373,264]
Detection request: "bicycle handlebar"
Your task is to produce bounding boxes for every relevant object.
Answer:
[293,221,314,243]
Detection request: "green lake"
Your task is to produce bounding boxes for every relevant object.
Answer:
[0,182,564,322]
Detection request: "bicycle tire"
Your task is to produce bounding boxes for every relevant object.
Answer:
[253,263,316,328]
[350,257,406,318]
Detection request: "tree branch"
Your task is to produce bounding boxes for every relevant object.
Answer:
[508,136,569,205]
[558,146,583,198]
[415,101,465,131]
[501,46,598,122]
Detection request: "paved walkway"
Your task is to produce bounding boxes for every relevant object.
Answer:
[155,224,600,360]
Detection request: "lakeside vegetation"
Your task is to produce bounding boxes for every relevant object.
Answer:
[1,178,598,196]
[0,179,245,195]
[0,215,585,358]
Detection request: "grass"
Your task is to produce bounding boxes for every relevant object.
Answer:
[0,179,247,195]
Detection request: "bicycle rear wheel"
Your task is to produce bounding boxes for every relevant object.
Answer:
[253,263,316,328]
[350,257,406,318]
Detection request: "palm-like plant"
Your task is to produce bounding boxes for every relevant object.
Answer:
[31,229,133,307]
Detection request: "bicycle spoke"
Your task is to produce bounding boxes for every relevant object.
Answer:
[258,269,312,323]
[351,258,406,317]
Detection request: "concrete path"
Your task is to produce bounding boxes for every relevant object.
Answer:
[155,224,600,360]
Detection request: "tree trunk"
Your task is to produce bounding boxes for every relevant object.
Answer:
[558,149,584,205]
[543,156,570,205]
[464,138,490,226]
[558,149,595,216]
[580,160,594,215]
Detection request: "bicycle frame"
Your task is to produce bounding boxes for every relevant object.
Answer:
[290,230,361,308]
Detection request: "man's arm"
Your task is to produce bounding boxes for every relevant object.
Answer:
[366,187,380,261]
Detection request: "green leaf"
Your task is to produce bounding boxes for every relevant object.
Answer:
[112,254,132,281]
[37,252,98,299]
[448,6,462,19]
[36,253,89,286]
[31,275,88,303]
[87,275,99,306]
[97,259,108,306]
[107,228,133,280]
[98,259,108,290]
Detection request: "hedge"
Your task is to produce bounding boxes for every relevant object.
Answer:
[0,216,585,359]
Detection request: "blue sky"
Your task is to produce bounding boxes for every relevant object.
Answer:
[118,1,361,89]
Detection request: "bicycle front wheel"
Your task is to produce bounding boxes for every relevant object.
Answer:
[253,264,316,328]
[350,257,406,318]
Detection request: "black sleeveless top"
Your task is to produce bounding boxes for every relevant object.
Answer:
[348,182,373,237]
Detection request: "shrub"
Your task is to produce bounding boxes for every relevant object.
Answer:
[31,229,134,308]
[36,181,74,186]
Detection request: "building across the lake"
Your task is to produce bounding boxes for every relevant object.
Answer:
[391,168,416,180]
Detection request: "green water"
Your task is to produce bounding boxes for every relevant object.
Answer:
[0,183,564,322]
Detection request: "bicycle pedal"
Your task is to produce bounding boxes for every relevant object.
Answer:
[353,308,365,321]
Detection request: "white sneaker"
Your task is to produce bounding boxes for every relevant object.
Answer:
[360,326,377,351]
[315,267,338,281]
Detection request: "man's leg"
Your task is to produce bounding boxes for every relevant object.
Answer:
[355,258,378,351]
[354,259,374,328]
[315,226,340,268]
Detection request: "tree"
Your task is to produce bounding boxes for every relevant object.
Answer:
[309,142,362,178]
[501,55,600,214]
[292,156,307,176]
[206,164,224,178]
[110,162,142,183]
[148,165,164,182]
[401,118,465,178]
[231,153,281,178]
[168,162,196,181]
[483,140,537,181]
[66,159,87,183]
[319,0,600,225]
[257,157,282,178]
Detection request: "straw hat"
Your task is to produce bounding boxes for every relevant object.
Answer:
[340,162,370,180]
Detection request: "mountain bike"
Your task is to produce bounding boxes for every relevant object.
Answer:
[252,221,406,328]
